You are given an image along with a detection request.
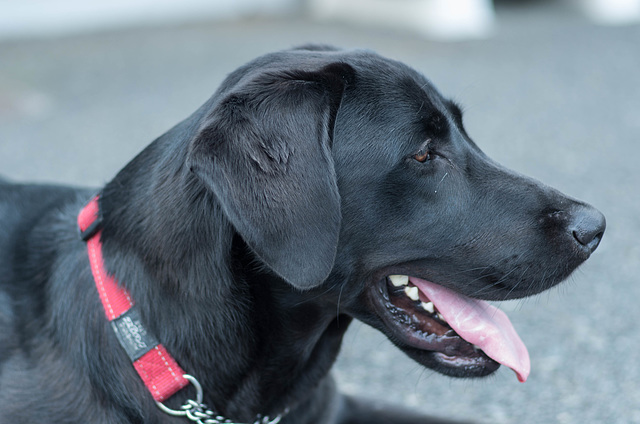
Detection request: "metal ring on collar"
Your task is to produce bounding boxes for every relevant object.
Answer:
[155,374,204,417]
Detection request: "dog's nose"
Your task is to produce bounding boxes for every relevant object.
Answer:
[568,205,606,254]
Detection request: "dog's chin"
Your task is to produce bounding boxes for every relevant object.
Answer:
[368,275,502,379]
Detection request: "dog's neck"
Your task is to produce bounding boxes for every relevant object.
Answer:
[96,128,349,421]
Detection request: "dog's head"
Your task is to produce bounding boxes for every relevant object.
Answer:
[187,46,605,382]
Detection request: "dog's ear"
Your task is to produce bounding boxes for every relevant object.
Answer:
[187,62,354,290]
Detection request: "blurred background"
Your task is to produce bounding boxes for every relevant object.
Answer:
[0,1,638,423]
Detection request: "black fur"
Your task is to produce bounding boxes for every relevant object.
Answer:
[0,46,605,424]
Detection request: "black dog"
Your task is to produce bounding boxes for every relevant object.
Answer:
[0,46,605,424]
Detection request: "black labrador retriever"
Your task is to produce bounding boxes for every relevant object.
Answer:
[0,45,605,424]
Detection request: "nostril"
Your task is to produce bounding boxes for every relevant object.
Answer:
[572,229,603,251]
[569,206,606,253]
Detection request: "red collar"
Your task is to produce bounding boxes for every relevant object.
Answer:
[78,196,287,423]
[77,196,189,403]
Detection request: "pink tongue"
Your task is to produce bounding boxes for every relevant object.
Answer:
[410,277,530,383]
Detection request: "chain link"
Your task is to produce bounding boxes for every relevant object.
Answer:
[156,375,286,424]
[177,399,284,424]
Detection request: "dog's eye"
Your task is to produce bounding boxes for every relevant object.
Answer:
[414,149,431,163]
[413,141,433,163]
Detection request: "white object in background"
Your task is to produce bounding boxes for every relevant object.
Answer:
[0,0,295,39]
[309,0,495,40]
[578,0,640,24]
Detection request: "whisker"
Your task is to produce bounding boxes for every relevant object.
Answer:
[469,264,523,297]
[336,283,346,323]
[502,265,532,302]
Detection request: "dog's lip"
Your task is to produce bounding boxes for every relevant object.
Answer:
[370,273,530,382]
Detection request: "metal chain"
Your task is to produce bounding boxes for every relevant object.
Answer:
[175,399,283,424]
[156,375,286,424]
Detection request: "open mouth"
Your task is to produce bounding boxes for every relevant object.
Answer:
[373,274,530,382]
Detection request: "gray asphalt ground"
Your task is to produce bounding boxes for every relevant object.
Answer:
[1,1,638,423]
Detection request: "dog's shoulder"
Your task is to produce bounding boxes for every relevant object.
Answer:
[0,180,115,422]
[0,179,91,334]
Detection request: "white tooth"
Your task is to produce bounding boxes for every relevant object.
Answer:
[389,275,409,287]
[421,301,435,314]
[473,345,482,352]
[404,286,419,301]
[436,313,446,321]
